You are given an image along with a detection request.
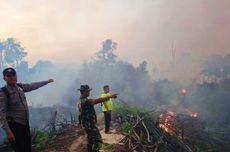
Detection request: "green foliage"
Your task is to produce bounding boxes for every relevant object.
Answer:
[121,121,132,133]
[100,143,113,150]
[32,129,51,151]
[114,104,159,136]
[114,104,158,122]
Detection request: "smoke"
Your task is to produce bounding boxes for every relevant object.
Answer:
[0,37,229,132]
[24,64,81,107]
[1,0,230,70]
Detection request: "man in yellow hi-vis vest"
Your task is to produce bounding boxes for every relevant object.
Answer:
[101,85,113,133]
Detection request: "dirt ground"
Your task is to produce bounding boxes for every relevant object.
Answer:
[42,113,126,152]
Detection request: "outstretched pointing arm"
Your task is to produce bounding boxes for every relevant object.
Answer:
[20,79,54,92]
[90,94,117,105]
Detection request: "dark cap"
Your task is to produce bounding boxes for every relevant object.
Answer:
[77,85,92,91]
[3,68,16,77]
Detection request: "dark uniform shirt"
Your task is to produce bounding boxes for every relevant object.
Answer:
[0,80,51,133]
[78,97,97,126]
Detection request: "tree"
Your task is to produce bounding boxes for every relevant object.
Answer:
[201,55,223,77]
[201,54,230,80]
[96,39,117,63]
[137,61,148,73]
[2,38,27,67]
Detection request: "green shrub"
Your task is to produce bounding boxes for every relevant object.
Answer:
[114,104,158,125]
[32,129,50,151]
[100,143,113,150]
[121,121,132,133]
[114,104,160,139]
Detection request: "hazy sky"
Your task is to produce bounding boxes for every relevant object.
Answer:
[0,0,230,68]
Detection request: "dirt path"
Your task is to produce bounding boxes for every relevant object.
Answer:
[42,114,125,152]
[68,134,87,152]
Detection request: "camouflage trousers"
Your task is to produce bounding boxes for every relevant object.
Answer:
[83,123,102,152]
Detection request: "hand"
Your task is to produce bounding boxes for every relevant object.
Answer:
[111,94,118,99]
[48,79,54,83]
[7,132,15,142]
[106,110,111,113]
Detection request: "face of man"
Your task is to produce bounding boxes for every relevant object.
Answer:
[104,86,109,93]
[4,74,17,85]
[82,90,90,97]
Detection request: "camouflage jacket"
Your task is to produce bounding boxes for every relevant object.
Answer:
[78,97,97,126]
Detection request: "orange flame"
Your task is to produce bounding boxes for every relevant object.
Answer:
[158,111,176,134]
[158,110,198,134]
[180,88,187,94]
[185,109,198,118]
[189,112,198,118]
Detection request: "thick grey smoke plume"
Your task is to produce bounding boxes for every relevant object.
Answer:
[0,38,230,130]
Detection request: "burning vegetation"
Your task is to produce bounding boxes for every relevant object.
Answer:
[158,109,199,140]
[0,38,229,151]
[114,104,230,152]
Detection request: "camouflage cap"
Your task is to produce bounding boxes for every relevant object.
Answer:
[78,85,92,91]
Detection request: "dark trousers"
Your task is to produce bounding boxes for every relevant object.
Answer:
[103,112,111,133]
[8,121,31,152]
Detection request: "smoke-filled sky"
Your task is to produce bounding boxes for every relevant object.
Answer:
[0,0,230,68]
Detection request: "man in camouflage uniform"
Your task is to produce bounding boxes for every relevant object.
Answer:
[77,85,117,152]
